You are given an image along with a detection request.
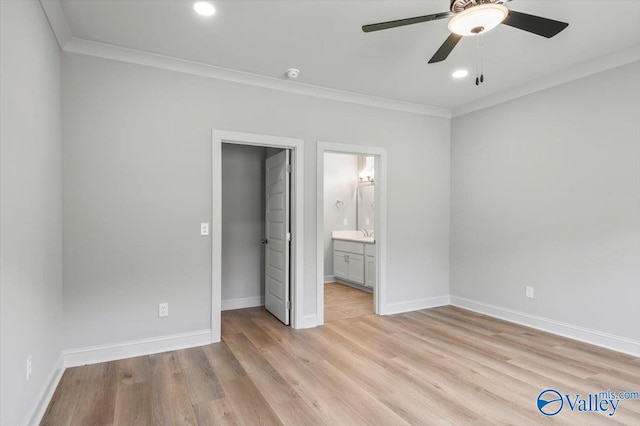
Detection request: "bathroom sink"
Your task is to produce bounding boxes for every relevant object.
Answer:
[332,230,375,244]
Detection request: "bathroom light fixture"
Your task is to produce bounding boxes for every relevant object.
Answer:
[447,3,508,36]
[452,69,468,79]
[193,1,216,17]
[359,170,374,183]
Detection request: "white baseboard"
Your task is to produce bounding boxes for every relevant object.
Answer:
[450,296,640,357]
[221,296,265,311]
[382,295,450,315]
[64,329,212,368]
[324,275,336,283]
[25,354,65,426]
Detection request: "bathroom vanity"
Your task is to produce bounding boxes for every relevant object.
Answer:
[332,231,376,290]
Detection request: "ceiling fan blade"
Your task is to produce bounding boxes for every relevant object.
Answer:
[502,10,569,38]
[362,11,452,33]
[428,33,462,64]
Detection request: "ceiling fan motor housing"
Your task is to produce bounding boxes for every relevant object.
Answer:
[450,0,500,13]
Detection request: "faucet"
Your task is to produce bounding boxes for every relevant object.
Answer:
[362,229,370,237]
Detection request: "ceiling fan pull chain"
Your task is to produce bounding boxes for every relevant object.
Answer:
[475,35,480,86]
[480,34,484,83]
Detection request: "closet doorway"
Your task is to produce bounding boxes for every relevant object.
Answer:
[220,145,291,325]
[212,130,304,342]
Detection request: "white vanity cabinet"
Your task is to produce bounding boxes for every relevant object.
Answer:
[333,239,375,288]
[333,240,364,284]
[365,243,376,288]
[333,251,349,280]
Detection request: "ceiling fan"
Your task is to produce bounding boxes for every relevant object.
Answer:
[362,0,569,64]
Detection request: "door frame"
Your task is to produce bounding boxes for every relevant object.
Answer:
[212,130,304,342]
[316,141,387,325]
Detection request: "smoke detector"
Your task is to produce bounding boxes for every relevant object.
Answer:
[285,68,300,79]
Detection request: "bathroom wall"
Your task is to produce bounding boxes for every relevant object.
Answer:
[323,153,358,280]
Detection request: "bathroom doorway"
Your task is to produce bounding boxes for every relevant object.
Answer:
[322,153,375,321]
[316,142,387,326]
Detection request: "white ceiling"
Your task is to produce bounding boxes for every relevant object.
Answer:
[57,0,640,110]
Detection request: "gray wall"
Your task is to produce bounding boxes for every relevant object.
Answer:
[221,144,266,305]
[451,61,640,341]
[323,153,358,279]
[0,1,63,424]
[62,52,451,349]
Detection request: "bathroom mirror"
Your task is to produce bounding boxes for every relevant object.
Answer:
[357,185,374,231]
[357,156,375,231]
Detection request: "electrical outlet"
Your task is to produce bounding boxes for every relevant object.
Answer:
[159,302,169,317]
[526,286,534,299]
[200,223,209,236]
[26,355,32,381]
[343,218,348,226]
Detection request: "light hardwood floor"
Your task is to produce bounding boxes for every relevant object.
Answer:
[42,306,640,425]
[324,282,373,322]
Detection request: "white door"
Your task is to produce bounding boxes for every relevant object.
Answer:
[264,150,290,325]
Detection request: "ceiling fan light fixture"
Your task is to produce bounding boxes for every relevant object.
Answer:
[447,4,508,36]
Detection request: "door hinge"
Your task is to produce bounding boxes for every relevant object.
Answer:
[286,164,292,173]
[286,301,291,310]
[286,232,291,241]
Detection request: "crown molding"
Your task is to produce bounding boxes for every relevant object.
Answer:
[39,0,72,49]
[453,45,640,118]
[61,38,450,118]
[38,0,449,118]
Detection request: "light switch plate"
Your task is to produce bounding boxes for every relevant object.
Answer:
[200,223,209,236]
[343,218,348,226]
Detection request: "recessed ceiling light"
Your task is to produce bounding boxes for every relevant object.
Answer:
[193,2,216,17]
[452,69,469,79]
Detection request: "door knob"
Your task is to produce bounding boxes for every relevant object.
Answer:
[261,239,268,245]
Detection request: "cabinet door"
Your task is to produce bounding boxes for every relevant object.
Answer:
[365,255,376,288]
[334,251,349,280]
[347,254,364,284]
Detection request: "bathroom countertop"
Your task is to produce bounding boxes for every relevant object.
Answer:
[332,230,375,244]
